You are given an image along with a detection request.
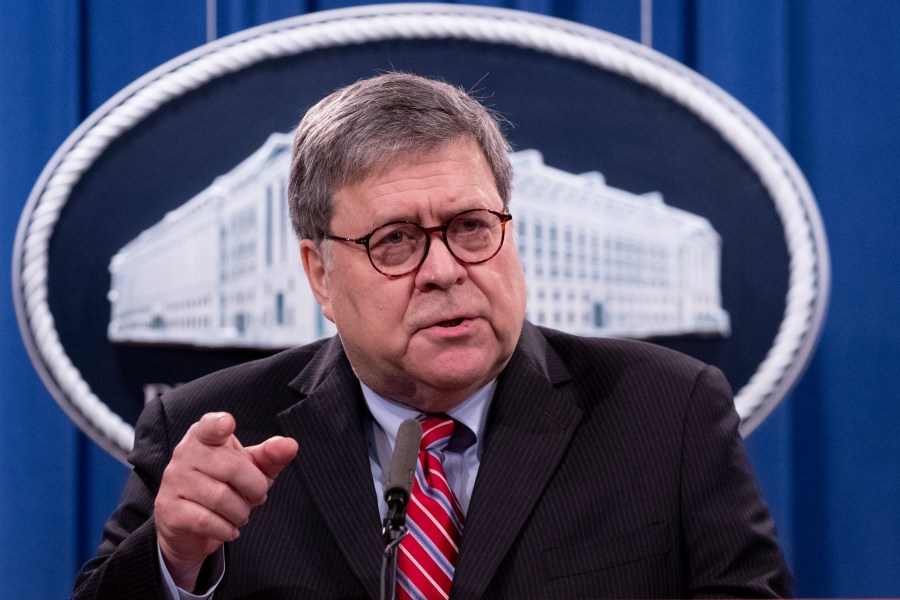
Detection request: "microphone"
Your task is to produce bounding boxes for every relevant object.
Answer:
[380,419,422,600]
[383,418,422,531]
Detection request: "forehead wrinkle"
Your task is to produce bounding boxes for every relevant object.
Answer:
[361,180,495,225]
[364,170,471,198]
[332,138,500,233]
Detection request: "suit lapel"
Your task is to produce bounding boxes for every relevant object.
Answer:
[276,337,383,600]
[271,325,581,600]
[453,324,583,600]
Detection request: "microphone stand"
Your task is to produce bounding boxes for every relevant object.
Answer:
[380,496,410,600]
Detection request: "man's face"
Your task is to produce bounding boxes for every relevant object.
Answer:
[300,137,526,412]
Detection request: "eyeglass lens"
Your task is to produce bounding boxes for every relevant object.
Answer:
[368,210,505,275]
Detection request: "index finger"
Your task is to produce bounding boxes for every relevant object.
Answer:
[191,412,237,447]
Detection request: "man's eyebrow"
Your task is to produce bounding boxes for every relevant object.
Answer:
[370,205,495,230]
[368,214,416,229]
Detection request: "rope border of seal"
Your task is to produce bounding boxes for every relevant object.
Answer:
[12,3,830,458]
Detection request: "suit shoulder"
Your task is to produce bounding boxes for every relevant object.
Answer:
[536,325,712,386]
[156,338,330,423]
[532,326,734,428]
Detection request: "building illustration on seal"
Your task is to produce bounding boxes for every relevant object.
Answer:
[107,133,730,349]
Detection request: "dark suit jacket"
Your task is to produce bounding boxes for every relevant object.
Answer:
[73,322,790,599]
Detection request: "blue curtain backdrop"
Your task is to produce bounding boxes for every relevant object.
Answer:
[1,1,897,597]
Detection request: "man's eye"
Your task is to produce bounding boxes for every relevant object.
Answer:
[456,217,491,234]
[383,230,408,244]
[372,225,418,247]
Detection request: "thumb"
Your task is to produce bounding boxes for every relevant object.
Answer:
[247,436,299,481]
[191,412,237,447]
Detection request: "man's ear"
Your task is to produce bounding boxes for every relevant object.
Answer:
[300,239,335,322]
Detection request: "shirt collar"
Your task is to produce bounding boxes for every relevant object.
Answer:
[360,380,496,450]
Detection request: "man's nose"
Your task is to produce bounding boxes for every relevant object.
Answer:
[414,233,467,289]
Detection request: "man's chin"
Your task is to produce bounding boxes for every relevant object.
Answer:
[406,358,502,406]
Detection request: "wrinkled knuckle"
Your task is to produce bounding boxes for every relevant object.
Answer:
[185,422,200,440]
[244,490,263,508]
[156,509,186,537]
[210,482,231,512]
[236,506,251,527]
[247,481,269,506]
[193,510,214,536]
[160,459,181,481]
[171,438,192,461]
[154,493,170,513]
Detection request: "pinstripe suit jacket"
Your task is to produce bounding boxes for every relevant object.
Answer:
[73,322,791,599]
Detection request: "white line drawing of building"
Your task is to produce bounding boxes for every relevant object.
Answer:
[511,150,730,338]
[107,134,729,349]
[108,133,334,349]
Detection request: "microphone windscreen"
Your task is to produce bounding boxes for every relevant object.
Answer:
[385,418,422,498]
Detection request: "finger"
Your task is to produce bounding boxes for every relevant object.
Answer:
[158,496,241,546]
[247,436,299,481]
[171,468,255,529]
[191,412,237,447]
[169,423,270,506]
[189,445,271,505]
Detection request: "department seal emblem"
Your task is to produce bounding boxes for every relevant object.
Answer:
[13,4,829,461]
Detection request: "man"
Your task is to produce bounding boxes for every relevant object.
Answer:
[74,72,791,599]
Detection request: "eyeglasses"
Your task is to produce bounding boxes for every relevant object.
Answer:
[324,208,513,277]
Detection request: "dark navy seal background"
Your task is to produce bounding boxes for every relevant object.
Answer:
[48,38,787,430]
[1,2,898,597]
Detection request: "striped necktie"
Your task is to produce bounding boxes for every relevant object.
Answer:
[396,415,464,600]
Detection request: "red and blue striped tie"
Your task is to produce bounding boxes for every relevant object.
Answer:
[396,415,463,600]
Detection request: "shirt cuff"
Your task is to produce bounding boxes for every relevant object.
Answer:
[157,542,225,600]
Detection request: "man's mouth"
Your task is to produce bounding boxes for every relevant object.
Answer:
[435,318,465,328]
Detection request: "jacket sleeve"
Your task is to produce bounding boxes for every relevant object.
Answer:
[680,365,792,598]
[71,398,174,600]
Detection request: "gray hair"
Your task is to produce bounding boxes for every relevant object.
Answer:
[288,72,513,242]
